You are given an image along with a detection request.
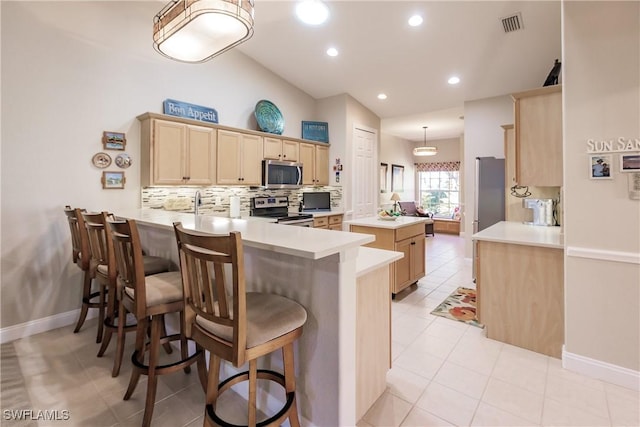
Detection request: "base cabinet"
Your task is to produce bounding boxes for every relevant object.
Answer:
[477,240,564,357]
[349,223,426,294]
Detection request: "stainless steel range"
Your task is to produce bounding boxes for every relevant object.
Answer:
[250,196,314,227]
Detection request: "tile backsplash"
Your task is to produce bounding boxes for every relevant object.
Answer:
[141,186,343,216]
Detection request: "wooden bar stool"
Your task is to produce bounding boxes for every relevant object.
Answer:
[173,222,308,427]
[64,206,104,343]
[82,211,171,377]
[109,218,206,427]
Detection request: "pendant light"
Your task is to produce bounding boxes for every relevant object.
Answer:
[153,0,255,64]
[413,126,438,156]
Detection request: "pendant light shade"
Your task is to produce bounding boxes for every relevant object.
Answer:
[413,126,438,156]
[153,0,255,63]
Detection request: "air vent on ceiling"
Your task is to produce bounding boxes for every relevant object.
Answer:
[501,12,523,33]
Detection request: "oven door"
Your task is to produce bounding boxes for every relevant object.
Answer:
[277,218,314,227]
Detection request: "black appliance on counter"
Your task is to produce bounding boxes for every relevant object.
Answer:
[250,196,314,227]
[302,191,331,212]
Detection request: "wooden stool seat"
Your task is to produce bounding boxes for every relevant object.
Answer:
[174,222,307,427]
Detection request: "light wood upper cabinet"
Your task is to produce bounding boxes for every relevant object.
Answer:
[263,137,299,162]
[217,129,263,185]
[140,118,215,186]
[300,143,329,186]
[512,85,563,186]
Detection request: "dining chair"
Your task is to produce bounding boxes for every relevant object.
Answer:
[109,218,206,427]
[174,222,307,427]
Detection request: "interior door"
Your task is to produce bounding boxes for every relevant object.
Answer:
[352,127,377,218]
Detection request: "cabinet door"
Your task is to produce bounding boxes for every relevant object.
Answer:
[216,129,242,184]
[410,235,426,282]
[315,145,330,185]
[394,238,412,293]
[153,120,186,185]
[299,143,316,185]
[515,87,563,186]
[186,125,215,185]
[241,134,263,185]
[263,137,282,160]
[282,140,299,162]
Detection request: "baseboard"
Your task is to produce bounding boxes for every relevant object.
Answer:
[563,347,640,391]
[0,309,97,344]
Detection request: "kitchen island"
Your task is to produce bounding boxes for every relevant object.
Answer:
[473,221,564,357]
[346,216,429,295]
[114,209,401,426]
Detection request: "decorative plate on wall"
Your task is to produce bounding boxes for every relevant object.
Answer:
[115,153,132,169]
[92,152,112,168]
[254,100,284,135]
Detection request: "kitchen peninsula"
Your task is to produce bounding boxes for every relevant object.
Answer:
[113,209,402,426]
[346,216,429,295]
[473,221,564,358]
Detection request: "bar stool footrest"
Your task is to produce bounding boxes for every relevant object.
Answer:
[130,334,202,376]
[82,290,107,309]
[206,369,295,427]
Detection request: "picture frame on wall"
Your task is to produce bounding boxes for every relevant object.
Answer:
[589,154,613,179]
[380,163,388,193]
[620,154,640,173]
[391,164,404,192]
[102,131,126,150]
[102,171,125,189]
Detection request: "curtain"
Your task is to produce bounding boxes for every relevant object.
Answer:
[415,161,460,172]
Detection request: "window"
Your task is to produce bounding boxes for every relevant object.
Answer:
[418,170,460,217]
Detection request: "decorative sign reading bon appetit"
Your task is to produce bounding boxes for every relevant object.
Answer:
[587,137,640,153]
[163,99,218,124]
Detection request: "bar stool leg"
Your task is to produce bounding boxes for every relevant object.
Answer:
[142,315,162,427]
[73,272,92,333]
[283,343,301,427]
[96,283,106,344]
[112,297,127,377]
[124,317,147,400]
[97,283,118,357]
[248,359,258,427]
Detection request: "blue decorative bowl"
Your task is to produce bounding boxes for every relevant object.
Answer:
[254,100,284,135]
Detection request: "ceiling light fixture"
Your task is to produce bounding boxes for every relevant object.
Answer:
[296,0,329,25]
[408,14,423,27]
[448,76,461,85]
[413,126,438,156]
[326,47,338,57]
[377,93,388,100]
[153,0,255,63]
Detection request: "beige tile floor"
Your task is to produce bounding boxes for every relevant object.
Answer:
[2,234,638,426]
[360,234,640,427]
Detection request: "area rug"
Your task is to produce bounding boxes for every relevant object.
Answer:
[430,287,484,328]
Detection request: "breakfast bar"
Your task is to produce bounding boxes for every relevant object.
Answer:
[113,209,402,426]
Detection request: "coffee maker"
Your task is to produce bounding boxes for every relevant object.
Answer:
[522,198,555,226]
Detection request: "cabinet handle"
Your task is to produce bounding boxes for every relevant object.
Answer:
[411,241,416,245]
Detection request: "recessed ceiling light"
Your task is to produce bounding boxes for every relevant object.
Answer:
[377,93,387,100]
[326,47,338,57]
[448,76,461,85]
[408,14,423,27]
[296,0,329,26]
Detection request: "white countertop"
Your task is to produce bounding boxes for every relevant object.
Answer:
[345,215,429,229]
[472,221,563,249]
[356,247,403,277]
[116,209,374,260]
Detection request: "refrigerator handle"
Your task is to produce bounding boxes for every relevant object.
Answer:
[472,220,479,234]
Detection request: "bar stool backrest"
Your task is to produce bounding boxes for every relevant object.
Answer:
[82,212,117,280]
[173,223,247,366]
[64,206,90,270]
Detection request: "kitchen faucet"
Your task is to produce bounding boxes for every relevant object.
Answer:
[194,190,201,216]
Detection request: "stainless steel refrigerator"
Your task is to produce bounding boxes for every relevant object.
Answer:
[472,156,505,280]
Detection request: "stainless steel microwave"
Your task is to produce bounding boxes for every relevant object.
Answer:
[262,160,303,189]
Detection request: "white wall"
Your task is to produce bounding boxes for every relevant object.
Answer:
[0,2,317,327]
[563,1,640,375]
[462,95,513,256]
[379,133,415,209]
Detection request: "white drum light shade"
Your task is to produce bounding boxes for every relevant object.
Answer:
[153,0,255,63]
[414,126,438,156]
